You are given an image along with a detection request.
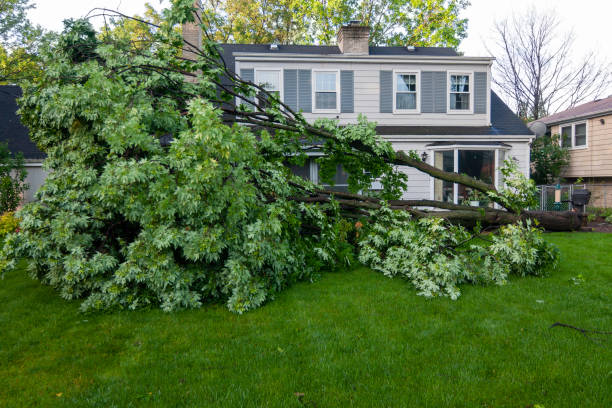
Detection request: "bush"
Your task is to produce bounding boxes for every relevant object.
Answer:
[0,142,28,213]
[0,212,19,242]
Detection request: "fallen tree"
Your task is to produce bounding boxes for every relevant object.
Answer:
[0,1,562,313]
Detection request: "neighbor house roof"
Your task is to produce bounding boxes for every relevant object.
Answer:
[0,85,45,160]
[537,95,612,126]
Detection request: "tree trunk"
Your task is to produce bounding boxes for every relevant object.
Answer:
[292,190,585,231]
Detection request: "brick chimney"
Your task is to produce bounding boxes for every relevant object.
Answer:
[182,1,202,62]
[337,21,370,55]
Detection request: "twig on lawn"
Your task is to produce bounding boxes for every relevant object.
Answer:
[550,322,612,345]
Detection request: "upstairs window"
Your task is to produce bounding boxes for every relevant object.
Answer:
[394,72,419,112]
[255,69,281,100]
[560,122,587,148]
[449,73,471,112]
[314,71,339,112]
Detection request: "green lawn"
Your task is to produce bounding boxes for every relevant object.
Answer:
[1,233,611,407]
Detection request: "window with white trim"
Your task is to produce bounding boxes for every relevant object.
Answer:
[255,69,281,100]
[432,146,508,205]
[288,158,349,192]
[394,72,418,112]
[314,71,339,112]
[449,74,471,111]
[560,122,587,148]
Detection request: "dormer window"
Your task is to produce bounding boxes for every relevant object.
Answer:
[313,70,340,113]
[393,71,419,113]
[449,72,473,113]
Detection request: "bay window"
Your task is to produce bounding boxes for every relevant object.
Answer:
[432,145,509,205]
[313,70,339,112]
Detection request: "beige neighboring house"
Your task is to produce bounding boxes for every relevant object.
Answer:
[534,95,612,206]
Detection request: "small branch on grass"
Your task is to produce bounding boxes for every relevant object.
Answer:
[550,322,612,345]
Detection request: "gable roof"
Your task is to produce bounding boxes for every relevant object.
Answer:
[0,85,45,160]
[537,95,612,125]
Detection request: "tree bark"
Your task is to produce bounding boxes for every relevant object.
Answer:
[292,190,585,231]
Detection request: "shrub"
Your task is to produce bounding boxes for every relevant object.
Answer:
[0,212,19,242]
[0,142,28,213]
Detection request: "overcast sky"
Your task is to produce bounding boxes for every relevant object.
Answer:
[28,0,612,97]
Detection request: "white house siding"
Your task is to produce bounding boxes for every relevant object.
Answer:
[236,59,492,127]
[23,163,48,202]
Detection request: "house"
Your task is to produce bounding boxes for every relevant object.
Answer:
[531,95,612,207]
[190,22,534,203]
[0,85,47,202]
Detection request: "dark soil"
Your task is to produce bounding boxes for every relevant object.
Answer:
[585,222,612,233]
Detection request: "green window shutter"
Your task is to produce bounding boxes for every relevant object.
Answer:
[379,70,392,113]
[284,69,298,111]
[298,69,312,113]
[340,70,354,113]
[474,72,487,114]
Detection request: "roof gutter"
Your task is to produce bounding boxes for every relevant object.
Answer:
[234,53,495,65]
[541,108,612,127]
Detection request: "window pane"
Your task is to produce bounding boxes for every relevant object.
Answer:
[256,70,279,91]
[319,164,350,192]
[397,74,416,92]
[450,93,470,110]
[575,123,586,146]
[434,150,454,202]
[315,72,336,91]
[451,75,469,92]
[288,160,311,180]
[315,92,336,109]
[458,150,494,202]
[396,93,416,110]
[561,126,572,147]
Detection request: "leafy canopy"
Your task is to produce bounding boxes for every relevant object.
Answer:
[203,0,469,47]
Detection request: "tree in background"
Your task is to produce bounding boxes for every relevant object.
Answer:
[489,9,611,121]
[530,134,570,185]
[0,0,46,84]
[0,142,28,213]
[202,0,469,47]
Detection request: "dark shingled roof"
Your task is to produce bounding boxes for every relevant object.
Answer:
[536,95,612,125]
[216,43,458,78]
[376,92,533,136]
[0,85,45,160]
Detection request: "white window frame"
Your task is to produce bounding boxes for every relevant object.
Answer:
[558,121,588,150]
[447,71,474,114]
[312,69,340,114]
[254,68,283,102]
[428,145,511,204]
[393,70,420,114]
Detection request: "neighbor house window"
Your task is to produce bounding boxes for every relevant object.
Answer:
[394,72,419,112]
[560,122,587,148]
[313,71,339,112]
[434,150,454,202]
[255,69,281,100]
[449,73,471,112]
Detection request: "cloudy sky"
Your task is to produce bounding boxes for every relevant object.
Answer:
[27,0,612,98]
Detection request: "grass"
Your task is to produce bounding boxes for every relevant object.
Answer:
[1,233,611,407]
